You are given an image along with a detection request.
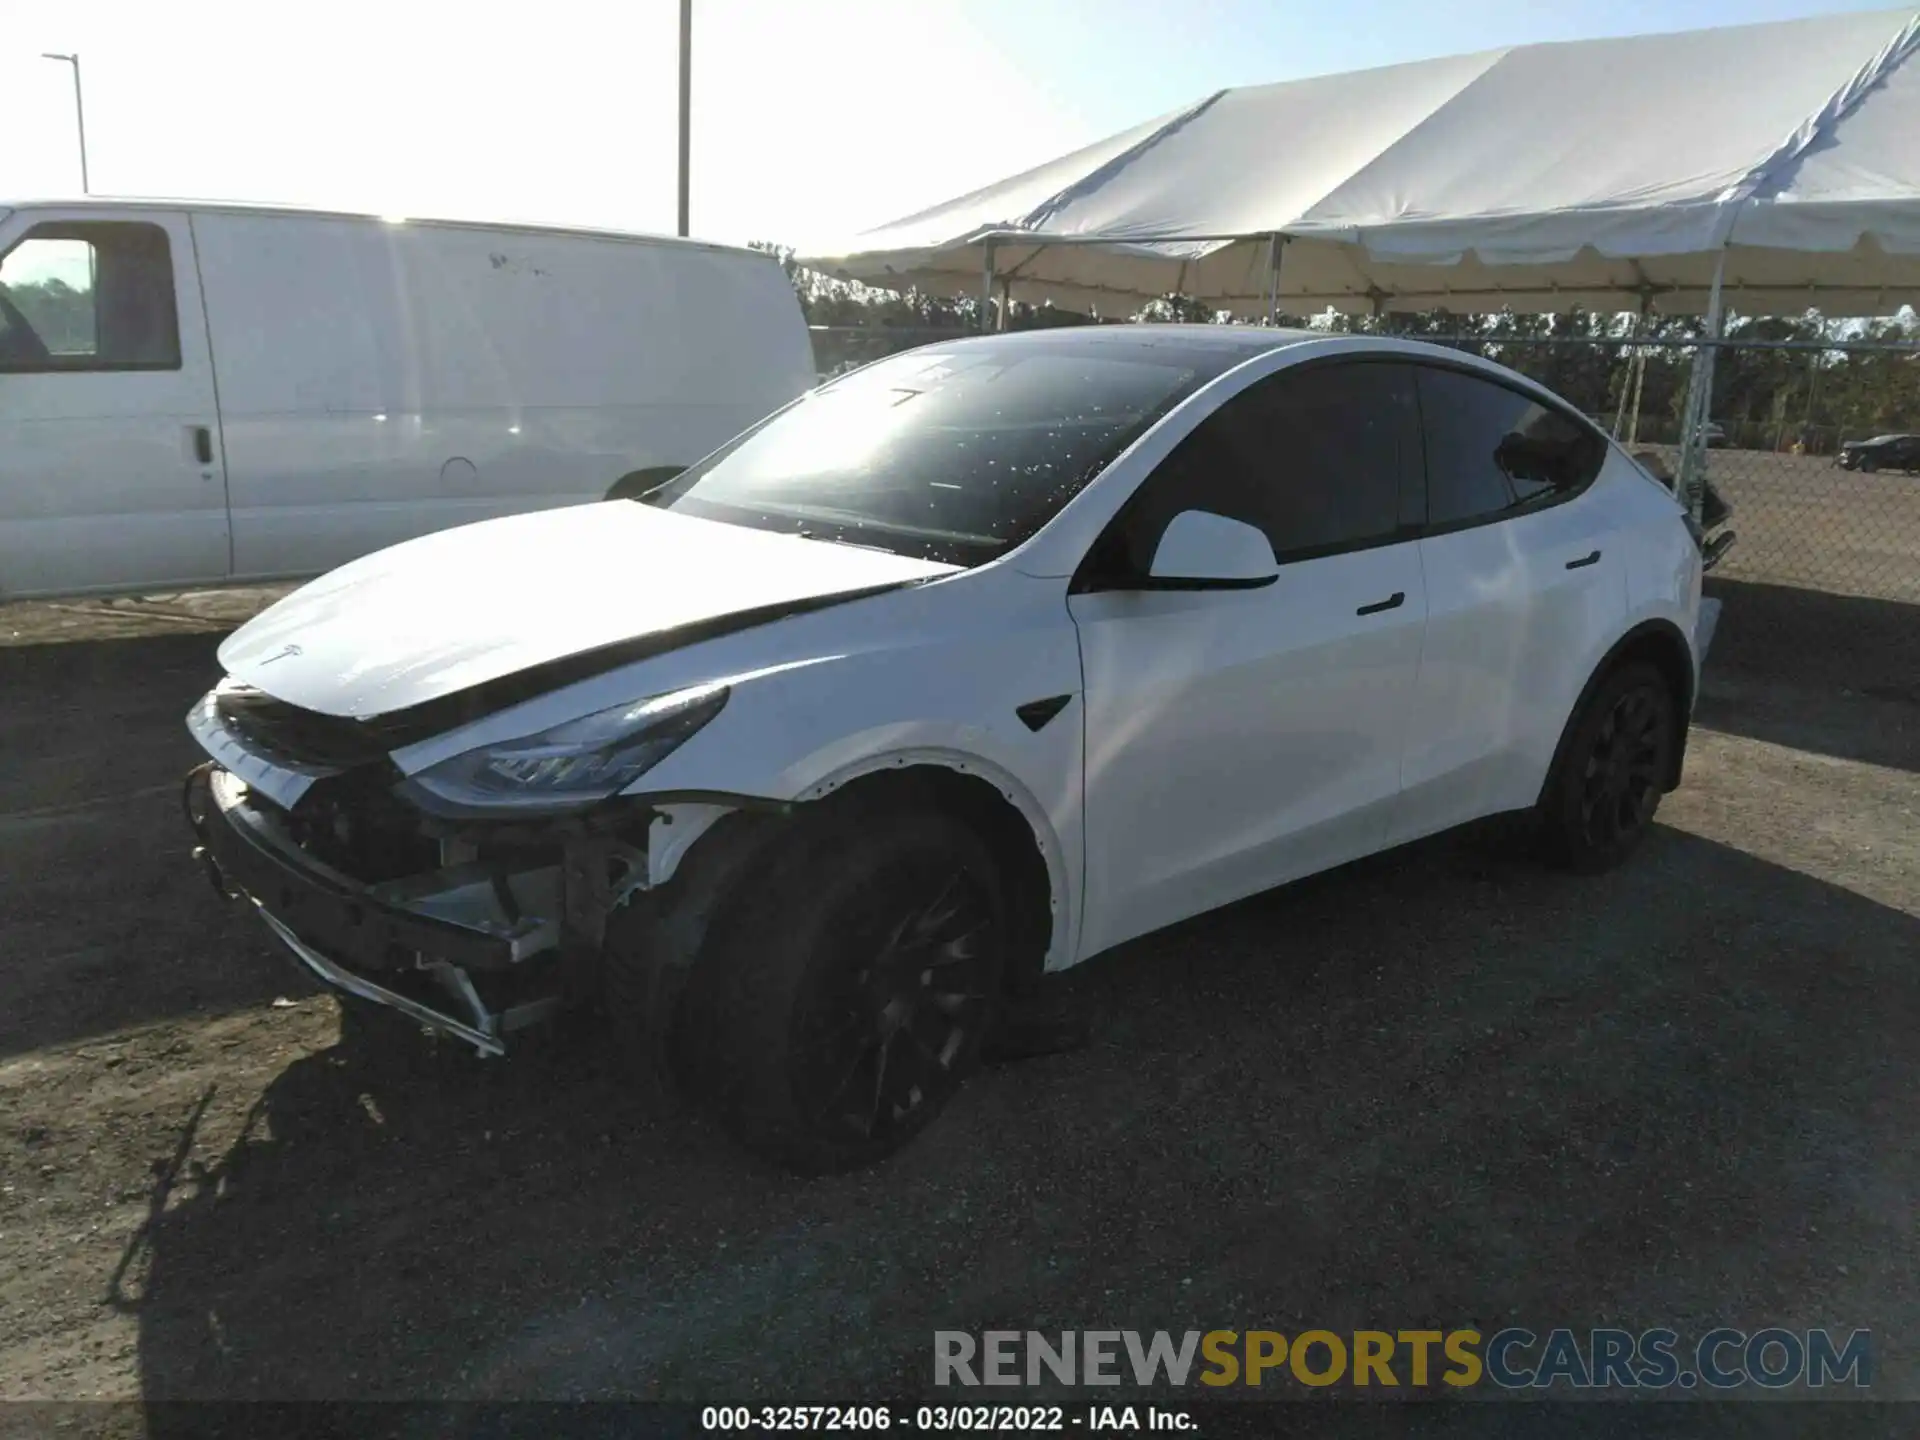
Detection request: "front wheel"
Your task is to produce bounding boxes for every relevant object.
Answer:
[685,809,1008,1172]
[1537,662,1677,874]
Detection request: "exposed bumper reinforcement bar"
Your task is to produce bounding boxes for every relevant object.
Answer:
[185,763,566,1056]
[256,906,510,1056]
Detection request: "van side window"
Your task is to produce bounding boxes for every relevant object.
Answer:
[0,222,181,372]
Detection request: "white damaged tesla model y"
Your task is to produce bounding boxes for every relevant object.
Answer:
[184,325,1718,1171]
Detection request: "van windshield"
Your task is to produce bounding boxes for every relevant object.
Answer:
[637,339,1224,567]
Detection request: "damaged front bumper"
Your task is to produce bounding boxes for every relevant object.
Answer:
[184,764,582,1055]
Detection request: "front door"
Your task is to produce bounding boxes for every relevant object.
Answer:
[0,210,228,598]
[1069,359,1429,960]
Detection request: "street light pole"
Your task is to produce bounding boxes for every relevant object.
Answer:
[677,0,691,237]
[41,52,90,194]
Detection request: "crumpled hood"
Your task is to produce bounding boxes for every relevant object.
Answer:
[218,502,957,719]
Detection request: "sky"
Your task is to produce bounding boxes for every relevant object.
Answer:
[0,0,1899,253]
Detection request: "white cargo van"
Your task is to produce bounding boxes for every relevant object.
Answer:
[0,199,817,600]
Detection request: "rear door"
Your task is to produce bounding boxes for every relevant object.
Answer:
[1069,359,1429,958]
[0,211,228,598]
[1393,363,1626,844]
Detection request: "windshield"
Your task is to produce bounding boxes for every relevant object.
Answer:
[639,339,1224,566]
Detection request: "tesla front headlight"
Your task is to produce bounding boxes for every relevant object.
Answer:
[407,682,729,813]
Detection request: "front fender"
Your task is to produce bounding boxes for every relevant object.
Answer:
[817,744,1079,970]
[641,731,1083,972]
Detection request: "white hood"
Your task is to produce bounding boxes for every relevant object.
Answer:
[218,502,958,719]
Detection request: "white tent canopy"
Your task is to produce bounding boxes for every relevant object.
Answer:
[802,7,1920,317]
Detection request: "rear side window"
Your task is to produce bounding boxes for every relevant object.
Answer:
[1415,366,1604,527]
[0,221,181,372]
[1103,360,1420,571]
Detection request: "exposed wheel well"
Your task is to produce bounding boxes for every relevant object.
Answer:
[605,465,687,501]
[1542,620,1697,803]
[800,766,1057,998]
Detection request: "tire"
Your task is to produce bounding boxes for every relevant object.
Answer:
[683,807,1008,1172]
[1537,662,1677,875]
[1859,456,1880,474]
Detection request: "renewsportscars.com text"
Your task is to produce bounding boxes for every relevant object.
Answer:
[935,1328,1872,1391]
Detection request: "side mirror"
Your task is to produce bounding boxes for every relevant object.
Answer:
[1145,510,1278,590]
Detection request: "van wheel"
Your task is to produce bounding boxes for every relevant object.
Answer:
[606,466,686,502]
[685,809,1007,1173]
[1537,662,1676,874]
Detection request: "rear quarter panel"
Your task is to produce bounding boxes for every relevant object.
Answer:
[1609,447,1704,695]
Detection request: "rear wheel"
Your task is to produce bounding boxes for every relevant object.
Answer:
[1538,662,1676,874]
[685,809,1007,1172]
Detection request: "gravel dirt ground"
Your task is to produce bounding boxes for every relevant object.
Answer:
[1639,446,1920,605]
[1,570,1916,1409]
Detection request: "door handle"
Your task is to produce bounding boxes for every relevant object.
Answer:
[1565,549,1602,570]
[1356,591,1405,616]
[190,425,214,466]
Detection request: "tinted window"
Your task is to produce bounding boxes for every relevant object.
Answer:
[1095,360,1419,574]
[0,221,180,372]
[1416,366,1604,526]
[642,340,1240,567]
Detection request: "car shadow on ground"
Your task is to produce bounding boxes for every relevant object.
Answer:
[1698,578,1920,774]
[121,819,1919,1409]
[0,630,290,1060]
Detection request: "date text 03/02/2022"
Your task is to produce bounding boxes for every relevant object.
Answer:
[700,1405,1192,1431]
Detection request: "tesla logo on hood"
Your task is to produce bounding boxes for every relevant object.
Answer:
[258,643,304,665]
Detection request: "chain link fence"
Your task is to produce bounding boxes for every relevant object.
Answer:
[1431,332,1920,610]
[809,323,1920,608]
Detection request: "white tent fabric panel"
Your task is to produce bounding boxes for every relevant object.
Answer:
[904,235,1918,318]
[1011,49,1509,244]
[1291,9,1915,261]
[802,8,1920,316]
[861,104,1193,257]
[1734,18,1920,254]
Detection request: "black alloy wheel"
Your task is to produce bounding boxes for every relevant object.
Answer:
[790,860,999,1147]
[1541,662,1677,873]
[688,809,1008,1172]
[1576,683,1668,855]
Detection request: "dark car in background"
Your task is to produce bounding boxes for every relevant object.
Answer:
[1836,433,1920,473]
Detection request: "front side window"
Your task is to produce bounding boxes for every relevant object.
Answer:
[0,221,181,372]
[1089,360,1421,577]
[640,338,1238,567]
[1415,366,1604,526]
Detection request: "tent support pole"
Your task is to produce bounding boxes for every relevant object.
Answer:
[998,278,1011,332]
[1611,314,1636,439]
[1613,304,1650,442]
[1626,347,1647,446]
[1676,251,1727,523]
[1629,295,1653,444]
[980,244,996,335]
[1265,234,1286,325]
